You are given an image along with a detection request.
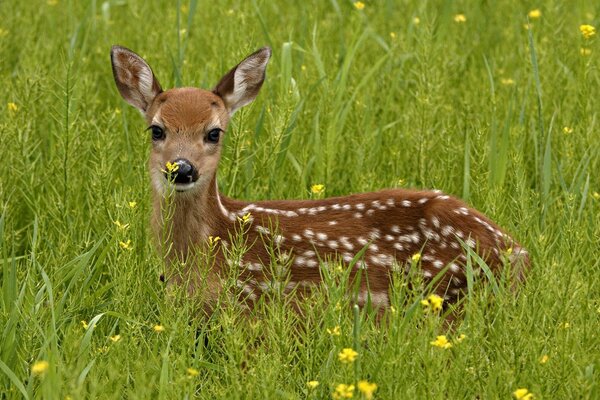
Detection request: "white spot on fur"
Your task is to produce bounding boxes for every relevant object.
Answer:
[418,198,429,204]
[401,200,412,207]
[386,198,395,206]
[431,216,440,228]
[327,240,339,249]
[328,220,338,226]
[342,204,351,210]
[366,209,375,216]
[356,203,365,210]
[385,234,394,241]
[304,229,314,238]
[353,212,363,219]
[317,232,328,241]
[393,243,404,251]
[256,225,270,235]
[292,234,302,242]
[391,225,401,234]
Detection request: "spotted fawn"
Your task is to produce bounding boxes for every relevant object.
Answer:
[110,45,529,314]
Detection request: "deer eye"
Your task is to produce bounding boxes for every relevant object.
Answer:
[150,125,165,141]
[205,128,221,144]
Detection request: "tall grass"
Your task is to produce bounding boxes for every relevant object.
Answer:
[1,1,599,398]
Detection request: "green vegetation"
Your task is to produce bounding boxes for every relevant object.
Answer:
[1,1,599,398]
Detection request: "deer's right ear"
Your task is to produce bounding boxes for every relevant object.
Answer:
[110,45,162,114]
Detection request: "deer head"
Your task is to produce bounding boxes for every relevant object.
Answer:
[110,45,271,196]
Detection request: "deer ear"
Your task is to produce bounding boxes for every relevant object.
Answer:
[213,47,271,115]
[110,45,162,114]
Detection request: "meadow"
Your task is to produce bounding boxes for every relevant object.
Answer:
[1,0,599,398]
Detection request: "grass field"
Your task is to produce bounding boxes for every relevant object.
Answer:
[1,0,600,398]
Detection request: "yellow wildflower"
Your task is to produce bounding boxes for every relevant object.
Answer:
[119,239,132,250]
[353,1,365,11]
[153,324,165,333]
[563,126,573,134]
[208,236,221,245]
[524,23,533,30]
[390,305,397,314]
[539,354,549,364]
[327,325,342,336]
[338,348,359,364]
[311,184,325,195]
[7,102,18,112]
[307,380,319,389]
[333,383,355,399]
[580,47,592,56]
[113,220,129,231]
[413,17,420,25]
[427,294,443,312]
[411,252,421,263]
[81,320,89,329]
[454,14,467,23]
[357,380,377,399]
[128,201,137,209]
[455,333,467,343]
[31,361,49,376]
[114,107,121,115]
[560,322,570,329]
[580,24,596,39]
[186,367,199,377]
[501,78,515,85]
[109,335,121,343]
[165,161,179,173]
[513,388,534,400]
[238,212,252,224]
[592,191,600,200]
[389,31,397,39]
[528,9,541,19]
[430,335,452,349]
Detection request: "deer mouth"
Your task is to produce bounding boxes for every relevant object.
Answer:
[172,181,197,192]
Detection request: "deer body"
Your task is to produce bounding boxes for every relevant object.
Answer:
[111,45,529,314]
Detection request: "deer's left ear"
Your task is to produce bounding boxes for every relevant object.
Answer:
[213,47,271,115]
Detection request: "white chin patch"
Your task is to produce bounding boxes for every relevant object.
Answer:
[173,181,197,192]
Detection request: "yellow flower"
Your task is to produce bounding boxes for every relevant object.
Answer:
[338,348,359,364]
[528,9,541,19]
[592,191,600,200]
[119,239,133,250]
[430,335,452,349]
[7,102,18,112]
[580,24,596,39]
[31,361,49,376]
[580,47,592,56]
[114,107,121,115]
[153,324,165,333]
[389,31,397,39]
[311,184,325,195]
[327,325,341,336]
[307,380,319,389]
[208,236,221,245]
[81,320,89,329]
[113,220,129,231]
[501,78,515,85]
[413,17,420,25]
[186,367,199,377]
[333,383,355,399]
[353,1,365,10]
[454,14,467,23]
[539,354,549,364]
[128,201,137,209]
[357,380,377,399]
[428,294,443,312]
[563,126,573,134]
[560,322,570,329]
[238,212,252,224]
[411,252,421,263]
[163,161,179,174]
[455,333,466,343]
[513,388,534,400]
[109,335,121,343]
[524,23,533,31]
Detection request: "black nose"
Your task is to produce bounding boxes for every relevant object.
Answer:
[165,158,198,184]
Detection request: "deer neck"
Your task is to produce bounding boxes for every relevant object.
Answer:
[152,174,235,260]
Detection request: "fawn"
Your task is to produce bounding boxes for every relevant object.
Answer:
[110,45,529,315]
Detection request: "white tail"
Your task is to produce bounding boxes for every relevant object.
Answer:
[111,45,530,314]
